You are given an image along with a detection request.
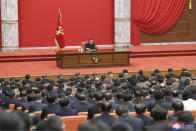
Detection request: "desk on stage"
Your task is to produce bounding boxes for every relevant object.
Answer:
[56,48,130,68]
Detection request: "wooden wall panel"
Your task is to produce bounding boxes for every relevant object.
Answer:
[140,0,196,43]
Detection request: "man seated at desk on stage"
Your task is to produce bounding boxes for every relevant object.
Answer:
[85,38,97,52]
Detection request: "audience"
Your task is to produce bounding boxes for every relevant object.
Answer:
[0,68,195,130]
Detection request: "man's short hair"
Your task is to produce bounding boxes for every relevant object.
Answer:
[78,119,110,131]
[135,103,147,115]
[59,98,69,107]
[104,92,113,101]
[78,94,87,101]
[46,94,57,104]
[177,111,194,124]
[101,101,112,113]
[94,92,104,101]
[151,105,168,122]
[116,105,129,117]
[172,101,184,112]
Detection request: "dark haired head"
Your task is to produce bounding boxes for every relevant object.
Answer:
[111,122,133,131]
[123,93,133,102]
[172,90,179,97]
[151,105,168,122]
[46,94,57,104]
[78,119,110,131]
[94,92,104,102]
[78,94,87,102]
[178,111,194,124]
[154,90,164,100]
[25,74,31,80]
[135,103,147,115]
[104,92,113,101]
[101,101,112,113]
[138,70,143,75]
[116,105,129,117]
[182,90,192,100]
[59,98,69,108]
[123,69,128,74]
[172,101,184,112]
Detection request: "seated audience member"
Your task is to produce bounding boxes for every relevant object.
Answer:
[104,92,118,110]
[123,93,135,112]
[15,89,28,109]
[74,93,92,112]
[2,90,16,109]
[21,94,34,111]
[172,90,182,102]
[166,68,177,79]
[122,69,129,79]
[88,92,104,119]
[94,101,118,127]
[85,38,97,52]
[111,122,133,131]
[36,116,64,131]
[116,105,144,130]
[145,105,171,131]
[137,70,148,82]
[135,103,153,127]
[168,101,184,122]
[150,90,172,111]
[88,92,96,106]
[29,95,47,113]
[41,94,60,119]
[56,98,77,116]
[115,92,124,105]
[78,119,110,131]
[163,88,174,104]
[133,90,146,104]
[182,90,196,111]
[177,111,196,130]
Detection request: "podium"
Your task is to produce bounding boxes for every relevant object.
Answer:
[56,48,130,68]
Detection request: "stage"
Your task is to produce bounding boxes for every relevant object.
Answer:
[0,44,196,77]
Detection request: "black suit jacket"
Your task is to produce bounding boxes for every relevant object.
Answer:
[136,114,153,127]
[56,108,77,116]
[145,120,172,131]
[88,103,101,119]
[41,104,60,119]
[29,102,47,113]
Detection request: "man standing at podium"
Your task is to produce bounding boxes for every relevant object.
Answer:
[85,38,97,52]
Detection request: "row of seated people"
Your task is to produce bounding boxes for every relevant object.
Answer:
[0,68,195,130]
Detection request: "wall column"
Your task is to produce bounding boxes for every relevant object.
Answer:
[1,0,19,51]
[114,0,131,47]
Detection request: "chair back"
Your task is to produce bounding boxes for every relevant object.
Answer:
[9,104,15,111]
[62,115,87,131]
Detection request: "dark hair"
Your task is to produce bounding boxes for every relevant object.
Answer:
[123,69,128,74]
[177,111,194,124]
[78,119,110,131]
[27,94,35,102]
[46,94,57,104]
[182,90,192,100]
[111,122,133,131]
[172,90,179,97]
[154,90,164,100]
[116,92,123,100]
[94,92,104,101]
[59,98,69,107]
[163,88,172,97]
[78,94,87,101]
[36,116,64,131]
[20,89,27,97]
[116,105,129,117]
[151,105,168,122]
[138,70,143,75]
[0,111,24,130]
[172,101,184,112]
[135,103,147,115]
[104,92,113,101]
[14,111,32,131]
[134,90,142,98]
[101,101,112,113]
[123,93,133,102]
[25,74,31,80]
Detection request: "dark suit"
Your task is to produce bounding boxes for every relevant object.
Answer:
[168,112,183,122]
[136,114,153,127]
[41,104,60,119]
[2,98,17,109]
[29,102,47,113]
[124,102,135,112]
[15,98,28,109]
[119,115,144,131]
[145,120,172,131]
[85,43,96,51]
[21,102,33,111]
[74,102,92,112]
[88,103,101,119]
[94,113,118,127]
[150,99,172,111]
[56,108,77,116]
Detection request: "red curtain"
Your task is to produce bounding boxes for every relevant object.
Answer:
[131,0,186,46]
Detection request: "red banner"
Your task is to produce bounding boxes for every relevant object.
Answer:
[55,9,66,49]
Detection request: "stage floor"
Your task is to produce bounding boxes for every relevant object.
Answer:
[0,44,196,77]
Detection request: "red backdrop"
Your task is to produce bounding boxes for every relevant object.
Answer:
[18,0,114,47]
